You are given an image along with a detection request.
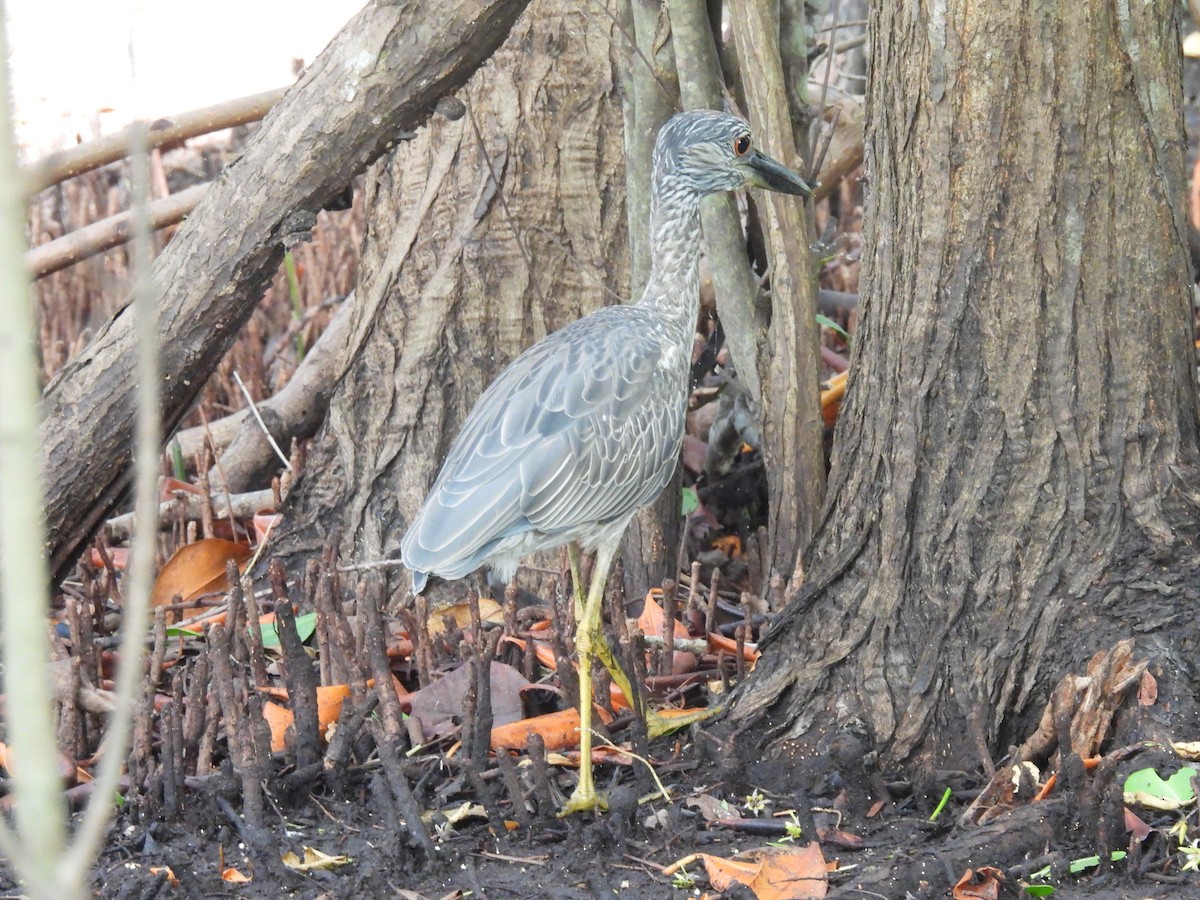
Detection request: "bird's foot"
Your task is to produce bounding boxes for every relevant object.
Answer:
[558,785,609,817]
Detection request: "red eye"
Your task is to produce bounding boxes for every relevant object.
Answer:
[733,134,751,156]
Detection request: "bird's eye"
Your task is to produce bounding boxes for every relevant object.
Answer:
[733,134,751,156]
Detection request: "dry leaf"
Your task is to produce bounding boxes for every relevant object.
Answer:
[690,845,828,900]
[263,700,293,753]
[280,846,351,872]
[1138,670,1158,706]
[636,589,689,639]
[1124,807,1152,842]
[707,631,760,664]
[750,844,828,899]
[150,538,252,613]
[699,853,761,891]
[261,685,354,751]
[411,662,528,738]
[712,535,742,558]
[88,547,130,570]
[952,866,1003,900]
[686,793,740,823]
[221,867,251,883]
[1171,740,1200,761]
[148,866,179,887]
[490,705,614,751]
[420,801,488,827]
[427,598,503,635]
[252,512,281,544]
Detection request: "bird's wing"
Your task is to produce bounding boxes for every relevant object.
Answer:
[401,307,685,578]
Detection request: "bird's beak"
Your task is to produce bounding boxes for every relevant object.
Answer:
[744,150,813,197]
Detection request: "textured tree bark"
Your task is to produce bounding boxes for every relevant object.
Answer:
[725,0,1200,785]
[270,0,630,594]
[729,1,826,588]
[39,0,531,585]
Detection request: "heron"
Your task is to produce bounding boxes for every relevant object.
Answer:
[401,109,812,814]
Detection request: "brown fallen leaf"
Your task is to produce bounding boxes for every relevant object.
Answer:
[685,792,740,824]
[637,589,689,639]
[221,867,251,883]
[952,866,1003,900]
[490,705,614,752]
[261,684,353,752]
[1172,740,1200,761]
[750,843,828,899]
[1138,669,1157,706]
[708,630,761,664]
[262,701,293,753]
[1124,806,1152,842]
[150,538,253,616]
[820,371,848,428]
[148,866,179,887]
[697,853,761,892]
[252,512,281,544]
[280,846,351,872]
[816,826,863,849]
[411,661,528,739]
[88,547,130,570]
[427,598,504,636]
[672,845,828,900]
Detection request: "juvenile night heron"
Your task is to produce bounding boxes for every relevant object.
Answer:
[401,109,811,814]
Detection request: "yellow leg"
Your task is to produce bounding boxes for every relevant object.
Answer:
[568,542,586,621]
[565,543,710,749]
[559,541,616,816]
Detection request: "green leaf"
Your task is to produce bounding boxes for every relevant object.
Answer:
[680,486,699,516]
[1068,851,1126,874]
[1123,766,1197,809]
[1024,886,1055,897]
[259,611,317,650]
[166,625,202,639]
[170,440,186,481]
[815,313,850,340]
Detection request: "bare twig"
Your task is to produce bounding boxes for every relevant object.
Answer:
[21,88,285,195]
[25,184,206,278]
[231,370,292,471]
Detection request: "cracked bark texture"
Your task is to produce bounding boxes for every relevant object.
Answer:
[38,0,531,584]
[726,0,1200,773]
[271,0,631,596]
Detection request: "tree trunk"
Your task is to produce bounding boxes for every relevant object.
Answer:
[37,0,530,585]
[729,1,825,588]
[726,0,1200,785]
[270,0,630,593]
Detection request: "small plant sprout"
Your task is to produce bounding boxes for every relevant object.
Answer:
[1168,819,1200,872]
[928,786,952,822]
[783,811,804,840]
[744,788,769,816]
[671,866,697,889]
[1180,838,1200,873]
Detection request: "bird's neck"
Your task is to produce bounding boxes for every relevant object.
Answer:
[636,186,702,346]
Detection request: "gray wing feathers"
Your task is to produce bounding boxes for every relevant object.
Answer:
[401,307,685,579]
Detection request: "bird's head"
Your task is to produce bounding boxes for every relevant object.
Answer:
[652,109,813,199]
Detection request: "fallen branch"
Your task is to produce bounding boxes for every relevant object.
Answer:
[170,293,354,491]
[22,88,285,195]
[105,489,275,543]
[26,184,206,278]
